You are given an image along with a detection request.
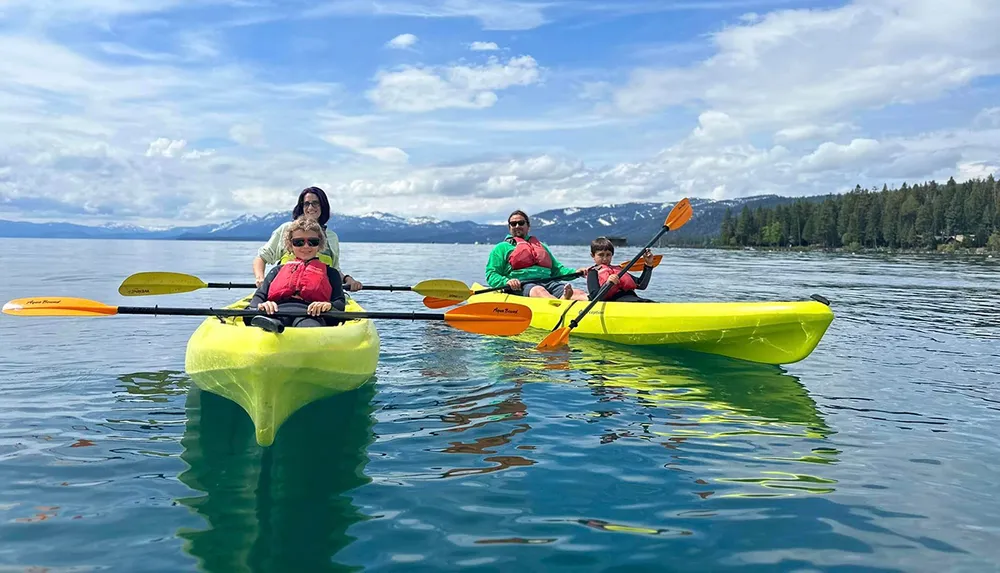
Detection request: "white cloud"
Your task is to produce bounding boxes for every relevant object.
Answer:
[775,123,854,143]
[304,0,548,31]
[367,55,542,112]
[323,135,409,163]
[798,139,893,173]
[690,110,744,142]
[146,138,189,158]
[229,123,264,147]
[144,138,214,159]
[470,41,500,51]
[612,0,1000,134]
[386,33,418,50]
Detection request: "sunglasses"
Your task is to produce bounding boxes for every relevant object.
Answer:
[302,200,321,208]
[291,237,322,247]
[508,220,528,227]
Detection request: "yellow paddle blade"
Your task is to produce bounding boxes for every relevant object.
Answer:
[665,197,693,230]
[411,279,473,301]
[443,302,532,336]
[2,297,119,317]
[118,272,207,296]
[616,254,663,272]
[536,326,571,350]
[422,296,458,309]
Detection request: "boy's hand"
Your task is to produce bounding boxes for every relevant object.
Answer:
[607,274,620,285]
[642,249,655,266]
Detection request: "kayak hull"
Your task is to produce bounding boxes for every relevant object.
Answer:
[184,295,380,446]
[467,283,833,365]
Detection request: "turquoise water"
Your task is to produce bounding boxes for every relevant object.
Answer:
[1,238,998,571]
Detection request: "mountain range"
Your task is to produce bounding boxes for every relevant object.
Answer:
[0,194,815,246]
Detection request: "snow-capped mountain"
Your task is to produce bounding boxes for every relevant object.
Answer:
[0,194,804,244]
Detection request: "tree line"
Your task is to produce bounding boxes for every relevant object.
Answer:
[718,175,1000,250]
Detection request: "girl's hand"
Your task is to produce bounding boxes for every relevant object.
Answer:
[307,301,332,316]
[642,249,655,266]
[257,301,278,315]
[607,274,620,284]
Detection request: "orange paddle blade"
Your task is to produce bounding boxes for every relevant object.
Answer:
[617,254,663,271]
[443,302,532,336]
[2,297,119,317]
[423,296,459,309]
[536,326,571,350]
[665,197,693,230]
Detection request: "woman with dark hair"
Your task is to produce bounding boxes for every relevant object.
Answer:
[252,186,362,291]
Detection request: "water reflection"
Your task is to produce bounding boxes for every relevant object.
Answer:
[482,337,838,497]
[175,382,376,573]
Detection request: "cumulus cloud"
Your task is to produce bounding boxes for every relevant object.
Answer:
[386,33,418,50]
[145,138,214,159]
[470,41,499,51]
[322,134,409,163]
[612,0,1000,134]
[367,55,541,112]
[775,123,854,143]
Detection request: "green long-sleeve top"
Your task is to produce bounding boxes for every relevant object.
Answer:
[484,235,579,289]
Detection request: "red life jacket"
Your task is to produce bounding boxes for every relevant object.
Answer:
[507,236,553,270]
[266,258,333,302]
[595,264,638,300]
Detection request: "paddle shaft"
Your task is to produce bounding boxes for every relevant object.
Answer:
[204,282,419,292]
[565,227,669,329]
[478,271,584,295]
[115,306,451,320]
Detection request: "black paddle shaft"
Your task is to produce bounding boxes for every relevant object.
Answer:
[203,282,415,292]
[564,225,670,329]
[205,282,256,289]
[478,271,584,295]
[115,306,447,320]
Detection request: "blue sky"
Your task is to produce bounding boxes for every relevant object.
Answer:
[0,0,998,226]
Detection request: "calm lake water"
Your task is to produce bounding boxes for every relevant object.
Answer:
[1,238,998,572]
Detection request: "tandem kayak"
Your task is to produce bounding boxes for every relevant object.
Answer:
[184,294,380,447]
[466,283,833,365]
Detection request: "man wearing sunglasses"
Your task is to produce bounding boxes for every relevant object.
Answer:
[484,210,590,300]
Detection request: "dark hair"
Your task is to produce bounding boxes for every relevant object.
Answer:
[507,209,530,226]
[291,186,331,227]
[590,237,615,255]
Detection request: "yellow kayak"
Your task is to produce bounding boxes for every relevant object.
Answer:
[467,283,833,365]
[184,294,380,447]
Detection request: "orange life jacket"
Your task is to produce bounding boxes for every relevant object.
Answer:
[266,258,333,302]
[507,236,553,270]
[595,264,637,299]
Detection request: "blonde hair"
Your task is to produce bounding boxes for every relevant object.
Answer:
[283,217,326,252]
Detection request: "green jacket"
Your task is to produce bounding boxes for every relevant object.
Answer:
[484,235,579,288]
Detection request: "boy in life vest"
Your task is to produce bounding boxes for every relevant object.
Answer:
[586,237,655,303]
[484,209,590,300]
[246,218,347,333]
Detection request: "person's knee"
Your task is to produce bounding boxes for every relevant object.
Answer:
[529,285,554,298]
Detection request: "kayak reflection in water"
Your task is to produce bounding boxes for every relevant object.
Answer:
[586,236,656,303]
[251,186,362,292]
[245,218,346,333]
[484,209,590,300]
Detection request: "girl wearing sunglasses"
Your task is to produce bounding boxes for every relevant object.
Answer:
[245,218,346,333]
[252,186,363,293]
